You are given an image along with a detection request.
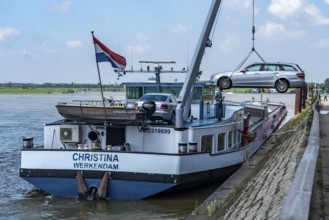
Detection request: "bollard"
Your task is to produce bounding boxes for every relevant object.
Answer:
[23,137,33,148]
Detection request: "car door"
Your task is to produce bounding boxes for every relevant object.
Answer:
[233,64,261,87]
[258,64,277,87]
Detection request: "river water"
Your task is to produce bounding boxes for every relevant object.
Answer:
[0,92,296,219]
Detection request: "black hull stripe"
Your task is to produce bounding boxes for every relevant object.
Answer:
[20,163,241,185]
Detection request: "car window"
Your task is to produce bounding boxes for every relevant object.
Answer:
[140,95,154,101]
[266,64,277,71]
[281,65,297,71]
[296,65,304,72]
[159,96,167,101]
[140,95,168,102]
[277,65,285,71]
[139,95,154,101]
[244,64,261,72]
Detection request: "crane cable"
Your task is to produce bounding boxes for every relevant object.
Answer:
[230,0,266,76]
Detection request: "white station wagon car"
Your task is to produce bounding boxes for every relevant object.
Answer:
[210,62,306,93]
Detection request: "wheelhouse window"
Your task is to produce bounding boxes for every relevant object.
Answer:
[217,133,225,152]
[201,135,213,152]
[192,87,203,100]
[228,131,234,148]
[126,87,143,99]
[161,87,180,97]
[235,130,240,145]
[144,86,158,94]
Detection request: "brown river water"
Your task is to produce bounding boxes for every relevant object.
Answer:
[0,92,295,219]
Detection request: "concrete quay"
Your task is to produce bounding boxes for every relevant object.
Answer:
[188,100,327,220]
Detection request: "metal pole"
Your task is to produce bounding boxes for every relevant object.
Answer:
[177,0,223,125]
[91,31,107,120]
[156,68,161,93]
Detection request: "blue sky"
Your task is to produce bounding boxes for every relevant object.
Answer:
[0,0,328,84]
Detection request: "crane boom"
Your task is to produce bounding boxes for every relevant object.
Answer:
[176,0,222,128]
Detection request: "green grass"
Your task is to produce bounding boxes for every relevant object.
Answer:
[0,87,123,94]
[0,88,66,94]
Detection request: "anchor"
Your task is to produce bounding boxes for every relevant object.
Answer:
[76,171,110,200]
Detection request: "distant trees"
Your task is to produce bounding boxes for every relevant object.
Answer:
[325,78,329,93]
[0,82,124,91]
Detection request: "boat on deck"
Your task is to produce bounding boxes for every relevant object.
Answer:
[55,99,138,123]
[19,0,287,200]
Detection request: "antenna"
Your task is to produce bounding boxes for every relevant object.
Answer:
[121,60,187,93]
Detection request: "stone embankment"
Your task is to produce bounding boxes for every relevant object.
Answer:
[189,105,312,219]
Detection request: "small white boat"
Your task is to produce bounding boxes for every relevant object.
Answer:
[56,100,138,123]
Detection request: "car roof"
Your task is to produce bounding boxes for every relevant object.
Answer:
[247,62,299,66]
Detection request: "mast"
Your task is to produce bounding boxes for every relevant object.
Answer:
[175,0,222,128]
[91,31,107,120]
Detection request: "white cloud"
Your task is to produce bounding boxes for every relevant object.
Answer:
[129,43,151,54]
[257,22,306,40]
[21,50,35,57]
[0,49,17,57]
[0,27,20,41]
[40,41,57,53]
[50,0,71,12]
[219,35,241,52]
[305,4,329,25]
[135,32,150,42]
[127,32,151,54]
[224,0,252,10]
[312,38,329,48]
[0,49,36,57]
[65,40,82,48]
[268,0,329,26]
[258,22,286,39]
[169,24,187,34]
[268,0,303,19]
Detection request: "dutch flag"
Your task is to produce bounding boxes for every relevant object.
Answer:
[93,36,126,71]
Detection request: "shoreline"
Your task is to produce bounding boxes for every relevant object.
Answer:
[0,87,297,95]
[0,88,125,94]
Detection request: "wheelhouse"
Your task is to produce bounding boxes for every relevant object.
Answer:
[123,82,215,102]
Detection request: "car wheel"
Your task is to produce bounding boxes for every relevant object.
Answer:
[217,77,232,89]
[275,79,289,93]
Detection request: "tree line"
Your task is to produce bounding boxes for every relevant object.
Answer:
[0,82,123,89]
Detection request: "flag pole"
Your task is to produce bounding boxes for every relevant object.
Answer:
[91,31,107,120]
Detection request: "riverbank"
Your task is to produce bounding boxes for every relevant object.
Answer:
[0,87,124,94]
[188,102,313,219]
[0,86,297,94]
